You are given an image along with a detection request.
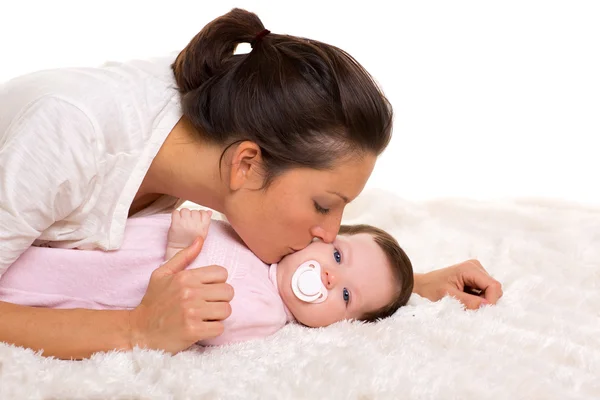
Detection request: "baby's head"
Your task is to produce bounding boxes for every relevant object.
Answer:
[275,224,413,327]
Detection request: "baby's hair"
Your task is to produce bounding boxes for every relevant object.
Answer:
[338,224,414,322]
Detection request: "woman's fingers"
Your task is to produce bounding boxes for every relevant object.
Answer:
[448,289,489,310]
[460,264,503,304]
[155,237,204,276]
[190,301,232,321]
[182,265,229,285]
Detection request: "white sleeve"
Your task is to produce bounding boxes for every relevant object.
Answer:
[0,96,99,277]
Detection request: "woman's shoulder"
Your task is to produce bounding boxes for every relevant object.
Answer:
[0,65,118,119]
[1,53,179,96]
[0,54,180,137]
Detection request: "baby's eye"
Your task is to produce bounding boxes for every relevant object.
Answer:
[333,249,342,264]
[342,288,350,303]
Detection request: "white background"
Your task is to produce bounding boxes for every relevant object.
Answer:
[1,0,599,205]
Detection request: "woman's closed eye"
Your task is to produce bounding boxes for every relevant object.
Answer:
[314,201,330,215]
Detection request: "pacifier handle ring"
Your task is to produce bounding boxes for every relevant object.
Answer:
[291,260,328,303]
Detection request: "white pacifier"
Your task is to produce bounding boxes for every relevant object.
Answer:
[291,260,328,303]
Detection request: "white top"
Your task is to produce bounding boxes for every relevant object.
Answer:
[0,54,185,277]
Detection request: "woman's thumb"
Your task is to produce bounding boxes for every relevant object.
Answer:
[156,237,204,276]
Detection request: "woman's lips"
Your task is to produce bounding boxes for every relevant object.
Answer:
[288,247,302,255]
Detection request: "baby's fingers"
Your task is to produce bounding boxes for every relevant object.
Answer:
[199,210,212,221]
[180,208,192,219]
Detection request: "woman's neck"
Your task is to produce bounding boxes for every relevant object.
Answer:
[134,117,228,213]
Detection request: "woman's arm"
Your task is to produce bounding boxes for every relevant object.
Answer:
[412,259,503,309]
[0,97,131,358]
[0,239,233,360]
[0,96,101,276]
[0,93,233,359]
[0,301,132,359]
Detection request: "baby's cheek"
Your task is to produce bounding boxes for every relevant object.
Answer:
[305,303,337,328]
[322,301,340,325]
[288,301,317,327]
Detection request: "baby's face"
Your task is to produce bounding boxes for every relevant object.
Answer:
[276,233,396,327]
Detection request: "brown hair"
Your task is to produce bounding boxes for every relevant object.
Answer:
[338,224,414,322]
[172,8,393,186]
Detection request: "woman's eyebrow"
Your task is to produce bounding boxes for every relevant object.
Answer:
[327,191,349,203]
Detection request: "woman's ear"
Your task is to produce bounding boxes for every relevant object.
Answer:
[228,141,265,191]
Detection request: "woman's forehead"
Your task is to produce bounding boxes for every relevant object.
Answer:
[275,156,376,193]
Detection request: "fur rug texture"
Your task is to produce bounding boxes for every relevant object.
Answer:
[0,189,598,399]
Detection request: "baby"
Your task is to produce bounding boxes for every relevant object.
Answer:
[0,209,414,346]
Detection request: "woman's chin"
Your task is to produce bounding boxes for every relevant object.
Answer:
[248,244,285,264]
[257,252,283,265]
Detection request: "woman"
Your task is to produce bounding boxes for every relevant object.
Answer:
[0,8,502,359]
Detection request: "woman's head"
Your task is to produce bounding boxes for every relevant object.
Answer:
[172,8,393,263]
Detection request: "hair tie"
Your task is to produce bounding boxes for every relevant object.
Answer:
[251,29,270,47]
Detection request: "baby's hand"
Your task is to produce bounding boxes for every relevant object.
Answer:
[167,208,213,250]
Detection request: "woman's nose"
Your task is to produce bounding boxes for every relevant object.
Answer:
[310,221,339,244]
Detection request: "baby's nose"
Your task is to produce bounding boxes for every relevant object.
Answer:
[322,268,336,289]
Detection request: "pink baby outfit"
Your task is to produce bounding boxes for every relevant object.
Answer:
[0,214,294,346]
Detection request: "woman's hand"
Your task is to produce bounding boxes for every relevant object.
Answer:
[413,259,503,310]
[129,237,234,353]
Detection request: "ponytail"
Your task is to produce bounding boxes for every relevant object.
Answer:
[172,8,265,93]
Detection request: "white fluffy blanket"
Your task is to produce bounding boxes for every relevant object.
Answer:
[1,189,599,399]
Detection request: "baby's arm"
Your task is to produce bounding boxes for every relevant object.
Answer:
[165,209,212,261]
